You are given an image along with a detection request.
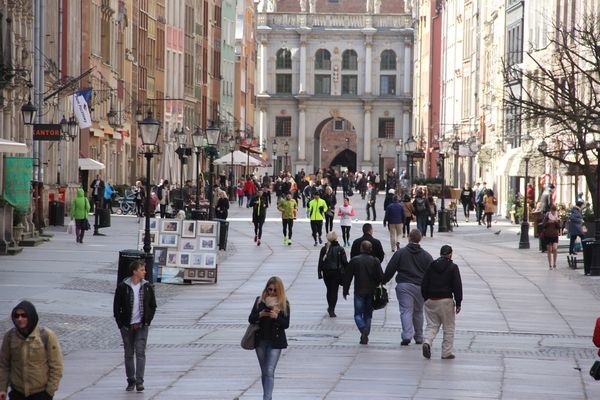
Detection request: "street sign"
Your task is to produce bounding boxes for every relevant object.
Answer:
[33,124,61,141]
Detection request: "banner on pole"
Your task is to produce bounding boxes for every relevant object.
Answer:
[2,157,33,213]
[69,90,92,129]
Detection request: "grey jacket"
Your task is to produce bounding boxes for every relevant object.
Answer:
[382,243,433,286]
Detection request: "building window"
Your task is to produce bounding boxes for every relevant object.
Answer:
[334,119,344,130]
[380,50,397,70]
[276,48,292,69]
[342,50,358,70]
[380,75,396,95]
[314,49,331,70]
[276,74,292,93]
[378,118,395,139]
[315,74,331,95]
[276,116,292,137]
[342,75,357,95]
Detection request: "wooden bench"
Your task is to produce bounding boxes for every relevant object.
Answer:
[567,254,584,269]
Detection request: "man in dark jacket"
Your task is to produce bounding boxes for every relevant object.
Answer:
[421,245,463,360]
[350,223,385,262]
[249,189,269,246]
[383,229,433,345]
[343,241,383,345]
[383,195,405,252]
[113,260,157,392]
[366,182,377,221]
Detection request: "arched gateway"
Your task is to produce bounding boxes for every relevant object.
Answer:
[313,117,357,172]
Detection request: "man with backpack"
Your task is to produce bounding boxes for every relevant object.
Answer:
[0,301,64,400]
[412,190,430,236]
[318,231,349,317]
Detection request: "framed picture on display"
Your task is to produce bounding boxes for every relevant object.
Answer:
[153,247,168,265]
[166,250,178,267]
[204,253,216,268]
[139,230,158,246]
[159,233,178,247]
[181,220,197,238]
[179,238,197,252]
[160,267,184,284]
[179,252,191,266]
[199,237,216,251]
[149,218,158,230]
[197,221,217,236]
[191,254,203,267]
[161,220,181,234]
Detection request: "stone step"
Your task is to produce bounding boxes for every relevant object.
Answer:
[19,236,48,247]
[6,246,23,255]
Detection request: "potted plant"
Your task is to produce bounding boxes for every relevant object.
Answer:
[12,209,25,243]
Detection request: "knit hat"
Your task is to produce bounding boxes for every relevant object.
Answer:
[440,245,453,256]
[403,194,411,201]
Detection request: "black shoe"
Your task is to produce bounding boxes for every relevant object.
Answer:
[327,308,336,318]
[314,241,318,247]
[126,383,135,392]
[318,237,323,244]
[401,339,410,346]
[414,339,423,345]
[136,384,145,392]
[422,343,431,359]
[360,332,368,345]
[441,354,456,360]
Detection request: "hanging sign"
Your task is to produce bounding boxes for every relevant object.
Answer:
[33,124,61,141]
[2,157,33,212]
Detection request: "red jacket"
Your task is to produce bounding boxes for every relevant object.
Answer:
[243,180,256,196]
[594,318,600,356]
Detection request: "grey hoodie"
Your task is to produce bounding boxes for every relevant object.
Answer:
[382,243,434,286]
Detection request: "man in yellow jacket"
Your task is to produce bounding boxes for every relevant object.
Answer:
[0,301,63,400]
[307,191,328,246]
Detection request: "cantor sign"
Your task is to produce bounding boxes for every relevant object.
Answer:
[33,124,61,141]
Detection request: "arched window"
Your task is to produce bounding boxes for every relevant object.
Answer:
[314,49,331,70]
[276,48,292,69]
[342,50,358,70]
[380,50,397,70]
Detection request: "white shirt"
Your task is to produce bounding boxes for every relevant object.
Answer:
[338,205,354,227]
[130,281,142,324]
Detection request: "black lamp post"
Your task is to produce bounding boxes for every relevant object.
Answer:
[138,111,161,281]
[272,139,278,177]
[228,136,235,201]
[21,95,37,125]
[395,140,402,191]
[519,133,533,249]
[377,142,383,190]
[174,126,189,210]
[205,122,221,219]
[437,139,451,232]
[192,127,204,212]
[589,123,600,275]
[283,141,289,173]
[404,136,416,186]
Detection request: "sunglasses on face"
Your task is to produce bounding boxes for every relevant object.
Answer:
[13,312,27,319]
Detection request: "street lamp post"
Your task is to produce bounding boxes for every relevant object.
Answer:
[205,123,221,219]
[590,126,600,275]
[192,128,204,212]
[272,139,278,177]
[438,139,452,232]
[284,141,289,173]
[404,136,416,187]
[138,111,161,282]
[174,127,188,210]
[377,142,383,190]
[395,140,402,191]
[519,133,533,249]
[229,137,235,201]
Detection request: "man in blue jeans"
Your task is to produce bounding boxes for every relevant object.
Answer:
[343,241,383,345]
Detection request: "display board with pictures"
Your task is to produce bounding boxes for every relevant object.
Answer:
[138,218,219,284]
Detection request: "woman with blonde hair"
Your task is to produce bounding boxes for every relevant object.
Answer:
[318,231,348,317]
[248,276,290,400]
[215,190,229,220]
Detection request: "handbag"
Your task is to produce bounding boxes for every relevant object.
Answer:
[372,285,389,310]
[83,219,91,231]
[241,323,260,350]
[590,360,600,380]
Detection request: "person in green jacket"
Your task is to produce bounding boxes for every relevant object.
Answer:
[70,187,91,243]
[277,192,298,245]
[307,191,328,246]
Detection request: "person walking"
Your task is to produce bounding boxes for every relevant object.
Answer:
[277,192,297,245]
[322,186,337,233]
[459,183,475,222]
[474,182,485,225]
[401,194,414,238]
[248,276,290,400]
[350,223,385,263]
[113,260,157,392]
[427,195,437,237]
[103,179,115,213]
[421,245,463,360]
[215,190,230,220]
[567,200,586,256]
[70,187,91,244]
[243,176,257,207]
[0,301,64,400]
[90,174,105,210]
[541,204,561,270]
[382,229,433,346]
[250,189,268,246]
[343,241,383,345]
[383,195,405,252]
[318,231,349,318]
[412,190,430,236]
[307,191,328,246]
[133,180,145,218]
[366,182,377,221]
[155,180,170,218]
[337,197,355,247]
[482,189,496,228]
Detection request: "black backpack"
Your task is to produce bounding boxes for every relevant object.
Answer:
[415,198,426,213]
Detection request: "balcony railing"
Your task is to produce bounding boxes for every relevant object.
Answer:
[258,13,413,30]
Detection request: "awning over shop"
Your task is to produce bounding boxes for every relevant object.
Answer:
[498,147,545,177]
[0,138,28,154]
[213,150,263,166]
[78,157,105,170]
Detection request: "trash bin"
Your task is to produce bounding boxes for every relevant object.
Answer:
[438,209,452,233]
[531,211,542,238]
[190,209,209,220]
[214,218,229,251]
[49,201,65,226]
[97,208,111,228]
[539,224,546,252]
[117,249,154,285]
[582,238,596,275]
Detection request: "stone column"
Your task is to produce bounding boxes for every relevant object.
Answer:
[403,107,411,139]
[298,104,306,160]
[364,40,372,94]
[259,107,267,144]
[363,103,372,163]
[259,38,267,94]
[299,35,307,94]
[403,39,412,94]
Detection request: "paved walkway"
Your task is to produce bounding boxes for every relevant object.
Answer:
[1,192,600,399]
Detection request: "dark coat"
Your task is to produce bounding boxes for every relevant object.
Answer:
[113,278,157,329]
[250,194,268,223]
[421,256,463,308]
[350,234,385,262]
[343,253,383,297]
[248,297,290,349]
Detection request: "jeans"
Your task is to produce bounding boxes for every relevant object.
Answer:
[416,214,428,236]
[395,282,424,342]
[353,293,374,334]
[120,325,149,385]
[366,202,376,220]
[325,214,334,233]
[255,340,282,400]
[403,217,412,236]
[282,219,294,239]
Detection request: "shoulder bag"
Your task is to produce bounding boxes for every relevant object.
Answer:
[591,359,600,380]
[241,323,260,350]
[373,285,389,310]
